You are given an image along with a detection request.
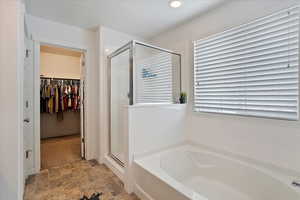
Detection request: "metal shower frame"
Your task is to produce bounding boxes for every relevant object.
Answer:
[107,40,182,166]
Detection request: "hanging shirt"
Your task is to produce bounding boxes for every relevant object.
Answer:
[55,86,59,113]
[60,85,64,112]
[48,96,53,114]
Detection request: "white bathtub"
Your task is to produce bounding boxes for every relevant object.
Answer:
[134,145,300,200]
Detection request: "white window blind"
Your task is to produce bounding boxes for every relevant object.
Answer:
[194,6,299,120]
[136,52,173,103]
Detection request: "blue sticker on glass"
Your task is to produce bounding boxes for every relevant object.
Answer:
[142,68,157,78]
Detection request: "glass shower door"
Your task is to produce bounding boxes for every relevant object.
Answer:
[109,48,130,165]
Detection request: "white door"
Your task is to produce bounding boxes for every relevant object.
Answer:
[23,38,34,178]
[80,53,86,159]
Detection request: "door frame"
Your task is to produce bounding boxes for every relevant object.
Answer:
[33,40,88,172]
[24,37,35,178]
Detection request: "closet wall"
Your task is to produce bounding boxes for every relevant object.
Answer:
[40,46,81,139]
[40,46,81,79]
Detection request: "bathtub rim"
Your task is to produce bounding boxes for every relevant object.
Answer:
[134,143,300,200]
[135,141,300,178]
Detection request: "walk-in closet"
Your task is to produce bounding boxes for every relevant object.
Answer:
[40,45,85,169]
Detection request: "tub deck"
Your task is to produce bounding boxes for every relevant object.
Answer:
[134,144,300,200]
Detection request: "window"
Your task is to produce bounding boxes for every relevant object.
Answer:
[194,6,299,120]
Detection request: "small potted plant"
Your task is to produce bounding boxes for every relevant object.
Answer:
[179,92,187,104]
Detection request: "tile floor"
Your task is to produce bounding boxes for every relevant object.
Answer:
[41,135,81,169]
[24,160,140,200]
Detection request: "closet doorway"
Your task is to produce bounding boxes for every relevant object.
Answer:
[39,45,86,169]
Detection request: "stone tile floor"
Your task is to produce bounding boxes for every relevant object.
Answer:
[41,135,81,169]
[24,160,140,200]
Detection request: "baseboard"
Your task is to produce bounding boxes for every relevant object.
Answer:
[24,167,36,179]
[134,183,155,200]
[103,155,125,181]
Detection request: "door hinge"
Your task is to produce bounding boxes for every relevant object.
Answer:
[25,49,30,58]
[82,138,85,143]
[25,149,32,159]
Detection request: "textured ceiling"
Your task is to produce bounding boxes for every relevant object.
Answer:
[25,0,225,38]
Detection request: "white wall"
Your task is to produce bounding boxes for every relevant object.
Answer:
[151,0,300,173]
[125,104,187,193]
[40,51,81,79]
[0,0,24,199]
[26,15,99,160]
[129,105,187,156]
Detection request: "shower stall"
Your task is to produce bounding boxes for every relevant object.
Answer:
[107,41,181,166]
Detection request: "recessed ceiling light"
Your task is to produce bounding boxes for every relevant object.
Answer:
[169,0,182,8]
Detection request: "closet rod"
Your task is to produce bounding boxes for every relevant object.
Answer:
[40,76,80,81]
